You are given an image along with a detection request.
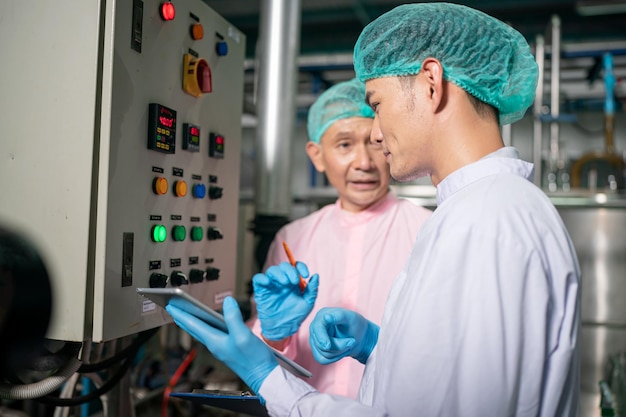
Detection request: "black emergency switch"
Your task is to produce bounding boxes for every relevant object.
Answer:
[205,267,220,281]
[208,186,223,200]
[170,270,188,286]
[149,272,168,288]
[207,227,223,241]
[189,268,205,283]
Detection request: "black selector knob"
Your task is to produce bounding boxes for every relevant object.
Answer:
[149,273,168,288]
[170,270,189,287]
[205,267,220,281]
[207,227,223,241]
[208,186,223,200]
[189,268,205,283]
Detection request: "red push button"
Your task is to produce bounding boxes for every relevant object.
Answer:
[160,2,175,21]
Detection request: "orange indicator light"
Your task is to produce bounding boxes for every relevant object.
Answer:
[191,23,204,40]
[153,177,168,195]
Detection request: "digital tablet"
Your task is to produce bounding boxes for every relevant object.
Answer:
[136,287,313,379]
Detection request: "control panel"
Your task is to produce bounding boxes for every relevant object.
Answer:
[0,0,245,342]
[93,0,245,341]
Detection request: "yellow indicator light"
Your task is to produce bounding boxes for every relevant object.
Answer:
[175,180,187,197]
[153,177,168,195]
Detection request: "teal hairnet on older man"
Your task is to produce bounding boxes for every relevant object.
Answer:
[306,78,374,144]
[165,4,581,417]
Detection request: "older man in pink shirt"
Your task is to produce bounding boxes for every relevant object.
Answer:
[249,78,431,398]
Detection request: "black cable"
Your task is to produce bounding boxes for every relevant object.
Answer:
[78,327,159,373]
[35,347,136,407]
[34,327,159,407]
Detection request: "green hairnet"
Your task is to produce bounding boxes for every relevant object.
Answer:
[307,78,375,144]
[353,3,538,125]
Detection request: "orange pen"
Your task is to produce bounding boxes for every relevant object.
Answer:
[282,241,307,293]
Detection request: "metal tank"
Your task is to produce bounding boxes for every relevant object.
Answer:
[555,195,626,417]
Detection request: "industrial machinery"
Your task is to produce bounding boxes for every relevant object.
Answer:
[0,0,245,344]
[556,203,626,415]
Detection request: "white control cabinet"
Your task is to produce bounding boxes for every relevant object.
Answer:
[0,0,245,342]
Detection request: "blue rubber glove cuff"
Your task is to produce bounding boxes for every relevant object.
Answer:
[352,320,379,364]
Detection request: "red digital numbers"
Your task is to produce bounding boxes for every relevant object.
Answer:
[159,116,174,128]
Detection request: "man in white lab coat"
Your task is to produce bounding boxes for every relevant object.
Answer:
[166,3,581,416]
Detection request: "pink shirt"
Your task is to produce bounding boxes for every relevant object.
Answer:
[251,191,431,398]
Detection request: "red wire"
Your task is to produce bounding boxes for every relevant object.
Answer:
[162,347,198,417]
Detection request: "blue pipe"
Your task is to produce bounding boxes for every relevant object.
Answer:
[603,52,615,116]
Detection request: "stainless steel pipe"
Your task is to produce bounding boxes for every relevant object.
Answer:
[254,0,302,216]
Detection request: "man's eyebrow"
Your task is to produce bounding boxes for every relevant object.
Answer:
[365,90,374,108]
[333,130,356,139]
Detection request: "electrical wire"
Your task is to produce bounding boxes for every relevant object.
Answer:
[26,343,83,373]
[52,372,107,417]
[52,373,80,417]
[79,328,158,373]
[36,351,133,407]
[161,347,197,417]
[52,340,94,417]
[36,328,159,407]
[0,356,83,400]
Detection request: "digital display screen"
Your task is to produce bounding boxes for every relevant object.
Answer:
[183,123,201,152]
[147,103,177,154]
[209,132,225,159]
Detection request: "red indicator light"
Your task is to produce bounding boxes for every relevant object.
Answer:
[160,2,175,21]
[216,136,224,145]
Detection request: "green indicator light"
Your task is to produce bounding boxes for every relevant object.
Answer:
[191,226,203,241]
[152,225,167,243]
[172,225,187,241]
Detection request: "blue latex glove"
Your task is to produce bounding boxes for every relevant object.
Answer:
[253,261,319,341]
[309,307,379,365]
[166,296,278,394]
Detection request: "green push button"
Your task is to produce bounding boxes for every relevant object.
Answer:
[151,225,167,243]
[172,225,187,241]
[191,226,203,241]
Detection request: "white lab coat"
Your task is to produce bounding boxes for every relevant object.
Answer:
[259,147,581,417]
